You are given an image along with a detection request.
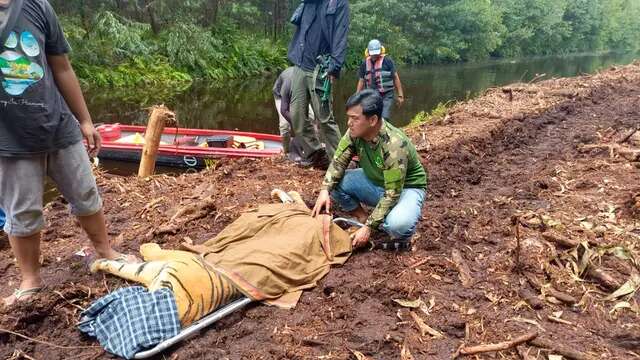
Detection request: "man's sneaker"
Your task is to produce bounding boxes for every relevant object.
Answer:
[371,239,412,252]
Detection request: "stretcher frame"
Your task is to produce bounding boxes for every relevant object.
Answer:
[134,297,253,359]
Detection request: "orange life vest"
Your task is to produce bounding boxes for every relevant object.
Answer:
[364,55,394,94]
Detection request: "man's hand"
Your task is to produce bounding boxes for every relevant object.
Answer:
[351,226,372,249]
[396,95,405,107]
[80,122,102,158]
[312,189,331,217]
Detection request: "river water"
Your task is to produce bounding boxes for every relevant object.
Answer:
[85,51,639,135]
[41,51,639,201]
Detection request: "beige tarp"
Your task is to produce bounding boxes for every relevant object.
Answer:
[182,203,352,308]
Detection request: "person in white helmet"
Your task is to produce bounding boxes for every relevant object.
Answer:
[356,39,405,120]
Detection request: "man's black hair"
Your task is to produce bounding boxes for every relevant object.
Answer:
[345,89,383,120]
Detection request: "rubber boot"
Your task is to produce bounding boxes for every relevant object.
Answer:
[309,148,330,170]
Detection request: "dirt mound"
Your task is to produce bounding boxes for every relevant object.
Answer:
[2,62,640,359]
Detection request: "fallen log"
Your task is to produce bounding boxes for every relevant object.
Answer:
[618,127,639,144]
[586,266,621,291]
[451,249,473,287]
[529,337,592,360]
[577,143,640,161]
[151,196,216,237]
[525,273,578,305]
[541,231,580,248]
[459,331,538,355]
[518,288,544,310]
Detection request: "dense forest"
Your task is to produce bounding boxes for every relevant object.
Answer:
[51,0,640,89]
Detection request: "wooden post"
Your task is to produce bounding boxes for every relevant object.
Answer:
[138,105,175,178]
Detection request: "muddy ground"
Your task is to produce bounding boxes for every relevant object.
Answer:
[2,62,640,360]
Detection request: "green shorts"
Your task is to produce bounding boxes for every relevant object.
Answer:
[0,142,102,237]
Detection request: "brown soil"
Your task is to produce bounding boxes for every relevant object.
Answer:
[2,62,640,360]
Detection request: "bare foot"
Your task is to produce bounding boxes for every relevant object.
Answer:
[94,248,141,263]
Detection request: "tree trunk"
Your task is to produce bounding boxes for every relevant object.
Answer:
[142,0,160,34]
[201,0,220,27]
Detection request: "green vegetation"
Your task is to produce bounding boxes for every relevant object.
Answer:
[52,0,640,91]
[409,101,454,127]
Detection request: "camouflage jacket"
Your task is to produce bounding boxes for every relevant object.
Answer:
[322,120,427,228]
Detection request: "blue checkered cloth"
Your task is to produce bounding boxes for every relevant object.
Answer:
[78,286,181,359]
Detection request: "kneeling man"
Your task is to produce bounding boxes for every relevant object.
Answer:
[312,89,427,250]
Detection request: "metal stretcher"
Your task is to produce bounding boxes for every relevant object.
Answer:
[134,297,252,359]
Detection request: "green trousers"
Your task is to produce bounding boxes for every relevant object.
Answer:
[290,65,342,160]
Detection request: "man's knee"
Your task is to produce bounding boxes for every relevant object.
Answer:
[383,214,417,240]
[70,185,103,217]
[336,170,363,191]
[6,209,45,237]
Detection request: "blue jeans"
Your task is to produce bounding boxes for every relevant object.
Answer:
[331,169,426,240]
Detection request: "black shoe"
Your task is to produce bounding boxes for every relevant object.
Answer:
[309,149,330,170]
[371,239,412,252]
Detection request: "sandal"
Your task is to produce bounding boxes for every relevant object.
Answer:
[3,287,43,307]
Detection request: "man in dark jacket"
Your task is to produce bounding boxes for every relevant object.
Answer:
[287,0,349,169]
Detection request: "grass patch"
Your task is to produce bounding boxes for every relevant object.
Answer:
[409,101,455,127]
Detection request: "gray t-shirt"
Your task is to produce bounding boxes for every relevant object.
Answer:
[0,0,82,156]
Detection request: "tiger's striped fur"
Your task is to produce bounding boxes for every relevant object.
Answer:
[91,243,240,326]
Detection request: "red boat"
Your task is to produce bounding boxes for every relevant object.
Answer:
[95,124,282,169]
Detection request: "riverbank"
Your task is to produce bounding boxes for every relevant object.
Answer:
[2,62,640,359]
[85,51,640,136]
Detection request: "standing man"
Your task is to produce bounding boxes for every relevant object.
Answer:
[273,66,315,165]
[273,66,296,156]
[0,0,136,306]
[287,0,350,170]
[312,90,427,251]
[356,39,405,120]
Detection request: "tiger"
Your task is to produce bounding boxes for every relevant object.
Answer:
[90,243,241,327]
[90,190,305,327]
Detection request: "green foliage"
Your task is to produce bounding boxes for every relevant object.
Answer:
[53,0,640,92]
[61,10,286,91]
[348,0,639,65]
[73,57,192,89]
[409,101,453,127]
